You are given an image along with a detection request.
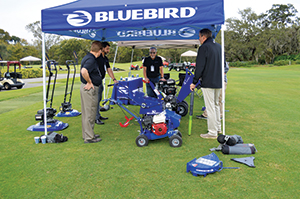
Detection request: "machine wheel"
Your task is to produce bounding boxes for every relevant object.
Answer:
[177,101,189,116]
[136,135,149,147]
[17,85,23,89]
[169,135,182,147]
[168,67,172,71]
[176,68,180,72]
[4,83,11,90]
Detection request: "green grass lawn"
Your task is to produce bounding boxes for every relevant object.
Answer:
[0,65,299,198]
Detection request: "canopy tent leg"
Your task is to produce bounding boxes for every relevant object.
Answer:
[221,25,225,135]
[106,45,119,98]
[128,46,135,77]
[42,32,47,135]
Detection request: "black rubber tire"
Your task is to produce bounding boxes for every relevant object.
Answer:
[17,85,23,89]
[136,135,149,147]
[176,68,180,72]
[168,67,172,71]
[4,83,11,90]
[177,101,189,116]
[169,135,182,147]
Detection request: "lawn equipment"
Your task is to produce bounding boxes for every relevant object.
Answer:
[27,60,68,132]
[157,68,201,116]
[186,153,239,177]
[56,60,81,117]
[130,64,140,70]
[168,62,187,72]
[163,61,169,68]
[106,81,182,147]
[0,61,25,90]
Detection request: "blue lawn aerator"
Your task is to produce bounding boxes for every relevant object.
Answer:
[105,81,182,147]
[27,60,68,132]
[56,60,81,117]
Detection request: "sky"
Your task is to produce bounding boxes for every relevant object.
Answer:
[1,0,300,44]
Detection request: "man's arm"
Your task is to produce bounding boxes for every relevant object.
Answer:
[193,47,206,84]
[106,68,118,83]
[159,66,166,81]
[81,67,94,90]
[143,64,149,82]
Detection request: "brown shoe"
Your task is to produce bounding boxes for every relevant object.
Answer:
[84,138,102,143]
[200,133,217,139]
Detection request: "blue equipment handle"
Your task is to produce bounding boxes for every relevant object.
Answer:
[218,161,223,172]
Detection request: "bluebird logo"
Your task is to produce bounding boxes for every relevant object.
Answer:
[178,27,196,38]
[65,10,92,27]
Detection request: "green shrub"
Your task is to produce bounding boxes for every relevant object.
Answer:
[229,61,257,67]
[273,60,290,66]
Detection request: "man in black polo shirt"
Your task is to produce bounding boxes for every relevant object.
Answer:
[95,42,118,125]
[142,47,165,97]
[80,41,102,143]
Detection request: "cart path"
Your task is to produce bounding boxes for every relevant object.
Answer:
[22,73,80,89]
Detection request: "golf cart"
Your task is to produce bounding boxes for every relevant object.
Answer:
[0,61,25,90]
[0,82,3,91]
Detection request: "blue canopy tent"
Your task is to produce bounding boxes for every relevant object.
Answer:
[40,0,225,135]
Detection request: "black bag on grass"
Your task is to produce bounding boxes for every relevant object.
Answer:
[40,132,68,143]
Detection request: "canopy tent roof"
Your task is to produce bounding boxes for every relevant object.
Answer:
[20,56,41,62]
[117,40,200,49]
[181,50,197,57]
[41,0,224,41]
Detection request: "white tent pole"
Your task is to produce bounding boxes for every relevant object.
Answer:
[221,25,225,135]
[129,46,135,77]
[106,45,118,98]
[42,32,47,135]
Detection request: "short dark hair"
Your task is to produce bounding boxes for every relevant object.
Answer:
[91,41,102,52]
[102,42,110,48]
[149,47,157,52]
[199,29,212,38]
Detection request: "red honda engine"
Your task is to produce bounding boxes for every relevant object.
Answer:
[152,123,168,136]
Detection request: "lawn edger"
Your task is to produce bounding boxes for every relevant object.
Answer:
[105,81,182,147]
[27,60,68,132]
[56,60,81,117]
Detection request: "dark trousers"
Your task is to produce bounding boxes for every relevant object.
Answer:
[96,83,104,120]
[146,76,160,98]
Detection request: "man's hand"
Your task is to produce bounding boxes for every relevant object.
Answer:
[190,83,195,91]
[160,78,166,81]
[144,77,149,83]
[113,79,119,84]
[84,82,94,90]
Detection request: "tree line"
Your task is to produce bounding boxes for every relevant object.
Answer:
[0,4,299,65]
